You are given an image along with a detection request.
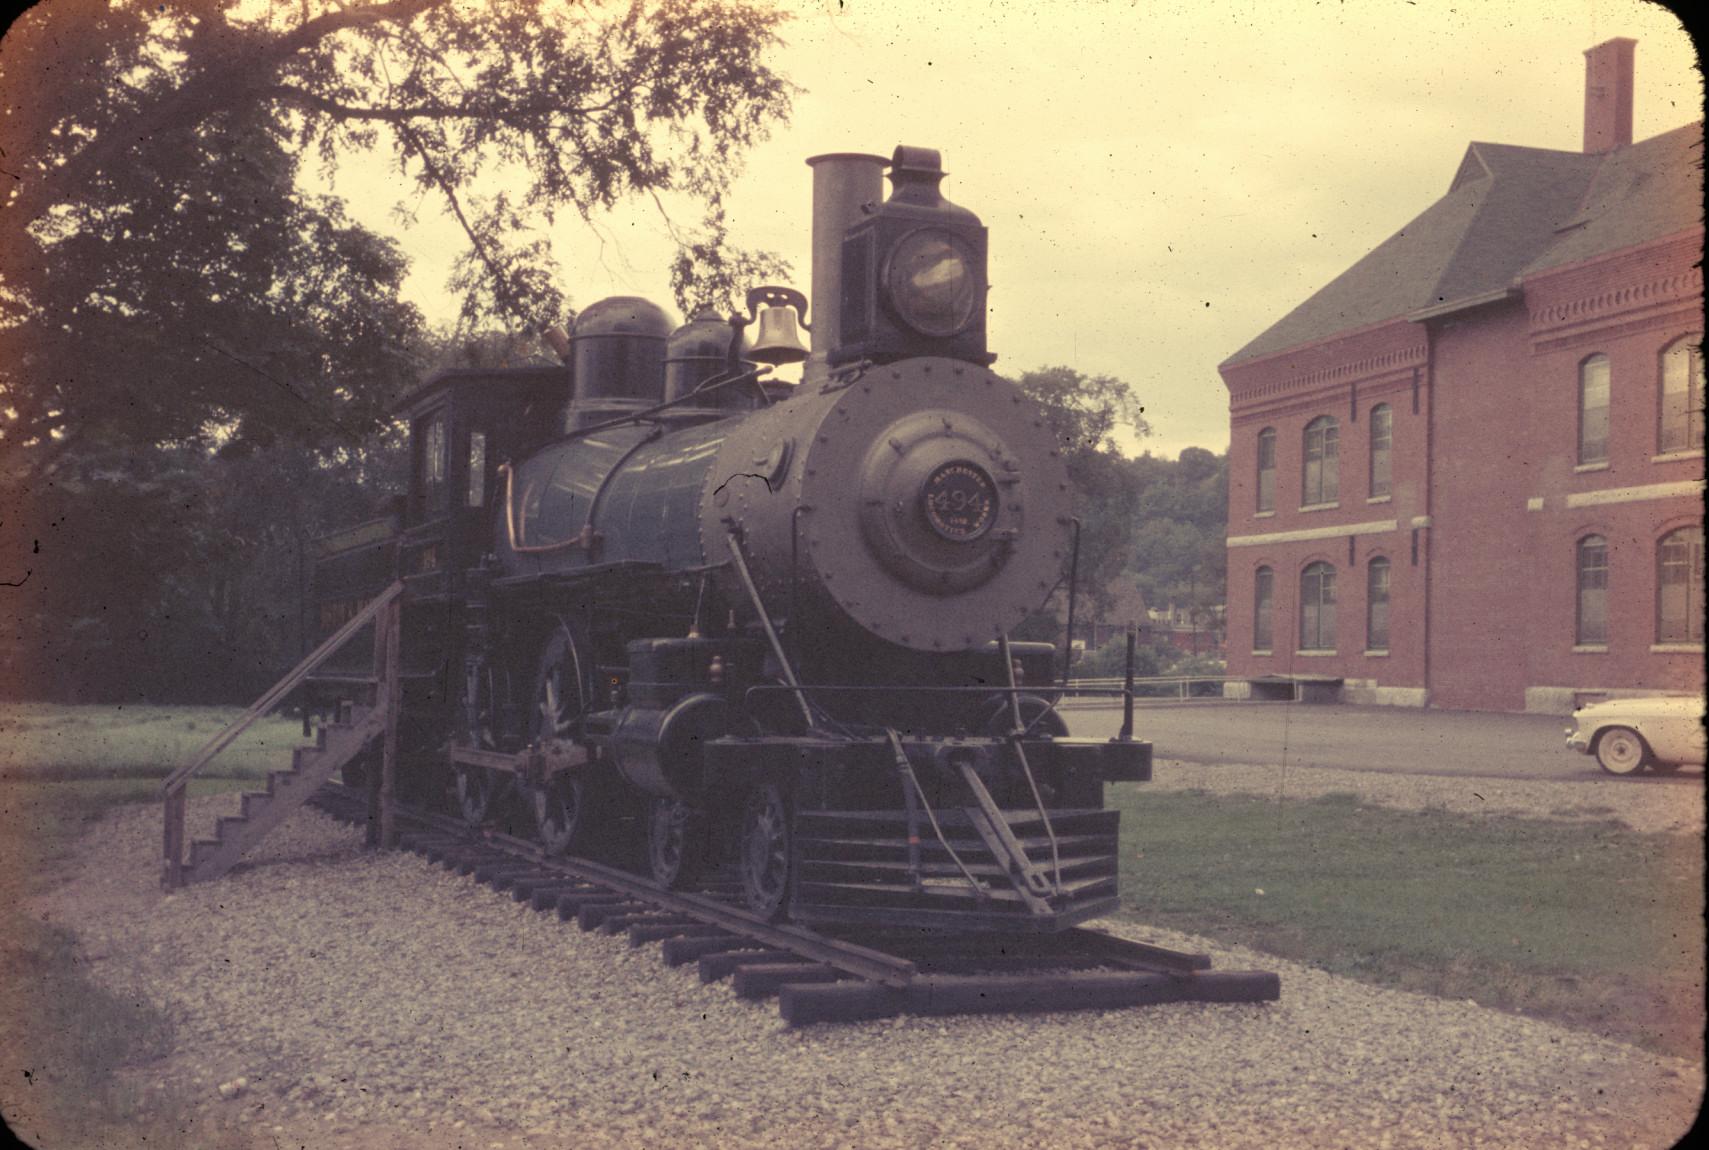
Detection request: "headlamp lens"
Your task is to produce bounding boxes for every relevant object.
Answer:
[887,230,977,336]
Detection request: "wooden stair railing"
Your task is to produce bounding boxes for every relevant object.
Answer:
[161,581,405,888]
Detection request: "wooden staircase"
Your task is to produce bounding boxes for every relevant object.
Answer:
[179,705,385,884]
[162,582,404,889]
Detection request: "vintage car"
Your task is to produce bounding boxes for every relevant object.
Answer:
[1565,694,1707,776]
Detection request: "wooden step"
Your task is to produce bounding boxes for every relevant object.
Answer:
[178,705,383,885]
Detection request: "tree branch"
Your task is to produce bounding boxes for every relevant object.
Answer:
[2,0,450,236]
[392,122,533,330]
[260,85,625,125]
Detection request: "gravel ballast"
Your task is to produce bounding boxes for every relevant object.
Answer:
[21,786,1706,1150]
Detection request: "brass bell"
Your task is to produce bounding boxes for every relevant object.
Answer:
[748,303,810,365]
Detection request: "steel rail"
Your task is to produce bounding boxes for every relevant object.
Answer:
[307,783,1279,1022]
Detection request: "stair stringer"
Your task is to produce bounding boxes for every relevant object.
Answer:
[180,705,384,885]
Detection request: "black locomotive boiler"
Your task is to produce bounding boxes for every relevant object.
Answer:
[311,146,1151,931]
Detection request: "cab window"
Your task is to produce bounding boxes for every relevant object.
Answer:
[415,412,448,518]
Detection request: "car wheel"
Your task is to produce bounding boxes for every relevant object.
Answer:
[1593,727,1649,776]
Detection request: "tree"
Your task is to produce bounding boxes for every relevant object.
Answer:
[1127,448,1228,636]
[0,0,793,481]
[0,0,793,701]
[1008,366,1150,642]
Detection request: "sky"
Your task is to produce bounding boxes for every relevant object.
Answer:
[327,0,1703,460]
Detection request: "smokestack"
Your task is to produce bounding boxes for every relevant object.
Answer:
[802,152,887,385]
[1583,38,1636,154]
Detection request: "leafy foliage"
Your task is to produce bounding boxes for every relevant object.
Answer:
[0,0,792,701]
[1128,446,1228,620]
[1011,366,1150,624]
[1,0,792,479]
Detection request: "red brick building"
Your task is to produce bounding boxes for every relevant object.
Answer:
[1218,40,1704,713]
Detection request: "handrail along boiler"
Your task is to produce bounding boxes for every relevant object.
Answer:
[310,147,1152,931]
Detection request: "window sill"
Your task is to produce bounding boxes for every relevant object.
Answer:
[1650,643,1706,653]
[1294,649,1337,657]
[1363,649,1390,657]
[1651,449,1704,463]
[1366,494,1392,504]
[1571,644,1609,654]
[1299,502,1340,513]
[1253,510,1276,519]
[1573,461,1610,473]
[1251,649,1273,657]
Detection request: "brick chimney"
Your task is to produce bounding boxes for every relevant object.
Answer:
[1583,38,1636,153]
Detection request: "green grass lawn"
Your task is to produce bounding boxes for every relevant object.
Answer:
[1112,786,1705,1059]
[0,701,305,780]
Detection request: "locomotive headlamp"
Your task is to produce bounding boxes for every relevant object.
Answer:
[887,229,979,337]
[833,146,991,366]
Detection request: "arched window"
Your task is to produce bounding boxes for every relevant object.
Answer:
[1576,535,1608,645]
[1659,337,1704,453]
[1657,526,1704,643]
[1368,404,1392,498]
[1302,416,1339,505]
[1366,558,1391,651]
[1578,355,1610,465]
[1253,566,1274,651]
[1299,561,1336,651]
[1256,428,1277,513]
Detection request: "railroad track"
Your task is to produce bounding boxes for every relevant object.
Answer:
[309,784,1280,1024]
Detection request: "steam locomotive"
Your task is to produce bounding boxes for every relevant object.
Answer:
[311,147,1151,932]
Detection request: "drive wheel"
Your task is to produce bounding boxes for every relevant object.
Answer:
[1594,727,1649,776]
[646,797,704,889]
[532,624,589,745]
[740,782,792,920]
[533,773,586,856]
[465,657,509,750]
[456,765,497,825]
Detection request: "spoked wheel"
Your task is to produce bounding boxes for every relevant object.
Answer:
[464,657,509,750]
[532,772,586,857]
[527,623,594,851]
[646,797,705,889]
[1594,727,1649,776]
[455,765,498,826]
[739,783,793,920]
[532,625,588,746]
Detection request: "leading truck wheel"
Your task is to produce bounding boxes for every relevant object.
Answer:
[646,797,704,889]
[740,783,793,920]
[1594,727,1649,776]
[456,765,497,825]
[533,773,585,857]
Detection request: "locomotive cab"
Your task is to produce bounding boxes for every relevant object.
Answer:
[395,365,567,596]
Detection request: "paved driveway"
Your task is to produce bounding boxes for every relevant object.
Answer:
[1061,700,1699,783]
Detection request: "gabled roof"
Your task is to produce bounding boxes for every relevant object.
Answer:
[1222,122,1704,369]
[1524,121,1704,275]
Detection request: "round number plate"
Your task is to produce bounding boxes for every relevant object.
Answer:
[922,461,997,541]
